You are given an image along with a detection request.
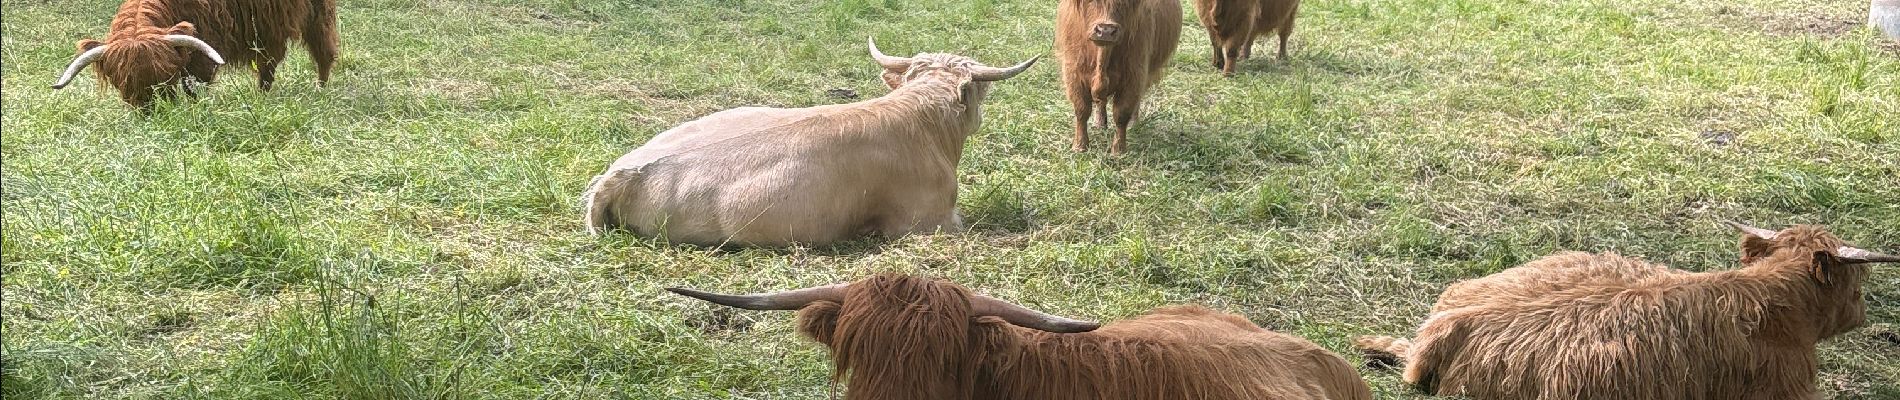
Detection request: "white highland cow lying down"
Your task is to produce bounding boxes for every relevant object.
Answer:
[581,39,1035,247]
[1357,221,1898,400]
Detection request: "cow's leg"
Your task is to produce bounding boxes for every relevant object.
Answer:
[1278,11,1297,60]
[1067,83,1092,152]
[1208,31,1225,69]
[1109,94,1142,155]
[305,32,339,86]
[886,211,965,237]
[1093,100,1109,128]
[256,41,289,91]
[305,1,340,85]
[876,189,965,238]
[1739,352,1820,400]
[1222,45,1243,77]
[1241,36,1255,60]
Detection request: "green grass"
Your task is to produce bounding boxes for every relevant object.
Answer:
[4,0,1899,398]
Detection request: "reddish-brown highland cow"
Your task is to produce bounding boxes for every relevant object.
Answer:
[1356,221,1900,400]
[1193,0,1300,76]
[670,274,1373,400]
[1056,0,1182,155]
[51,0,339,110]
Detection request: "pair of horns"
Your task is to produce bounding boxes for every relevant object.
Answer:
[1725,221,1900,264]
[667,282,1101,333]
[868,37,1039,82]
[51,35,226,89]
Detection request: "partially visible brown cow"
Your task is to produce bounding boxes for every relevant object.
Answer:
[1193,0,1300,76]
[581,39,1035,247]
[1356,221,1900,400]
[669,274,1374,400]
[52,0,340,110]
[1056,0,1183,155]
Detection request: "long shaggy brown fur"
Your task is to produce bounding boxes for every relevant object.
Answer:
[1356,225,1881,400]
[76,0,338,109]
[1055,0,1182,154]
[1193,0,1300,75]
[795,275,1373,400]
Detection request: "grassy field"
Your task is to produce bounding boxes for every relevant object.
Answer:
[4,0,1899,398]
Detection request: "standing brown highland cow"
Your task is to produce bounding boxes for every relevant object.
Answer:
[1356,221,1900,400]
[1193,0,1300,76]
[1056,0,1182,155]
[51,0,340,110]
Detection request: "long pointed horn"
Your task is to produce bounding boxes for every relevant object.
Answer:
[868,36,912,69]
[164,35,225,65]
[666,283,848,311]
[970,56,1039,82]
[1724,220,1778,240]
[1836,246,1900,264]
[50,45,109,89]
[970,294,1099,333]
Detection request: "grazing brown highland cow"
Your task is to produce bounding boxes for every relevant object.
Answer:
[51,0,340,109]
[1193,0,1300,76]
[1357,222,1900,400]
[1056,0,1182,155]
[670,274,1373,400]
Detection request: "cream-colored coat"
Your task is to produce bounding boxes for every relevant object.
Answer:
[582,55,1015,246]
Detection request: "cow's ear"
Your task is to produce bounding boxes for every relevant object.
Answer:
[963,316,1022,371]
[1740,234,1775,264]
[1808,251,1836,286]
[795,300,844,348]
[78,39,104,51]
[167,22,197,36]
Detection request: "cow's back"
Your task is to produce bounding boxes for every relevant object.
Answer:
[1433,251,1685,313]
[1410,281,1760,400]
[1089,306,1373,400]
[180,0,316,64]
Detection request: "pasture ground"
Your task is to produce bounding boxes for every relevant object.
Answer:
[4,0,1899,398]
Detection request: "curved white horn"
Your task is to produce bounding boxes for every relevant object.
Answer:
[1724,220,1778,240]
[666,283,849,311]
[868,36,912,69]
[51,45,109,89]
[970,293,1100,333]
[970,55,1039,82]
[165,35,224,65]
[1836,246,1900,264]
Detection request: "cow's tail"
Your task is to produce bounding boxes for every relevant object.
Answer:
[1353,335,1411,369]
[581,168,639,235]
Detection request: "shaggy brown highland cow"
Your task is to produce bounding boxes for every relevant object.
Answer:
[1193,0,1300,76]
[670,274,1373,400]
[52,0,339,109]
[1056,0,1182,154]
[1357,222,1900,400]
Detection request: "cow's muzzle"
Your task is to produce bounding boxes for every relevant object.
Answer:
[1090,21,1122,44]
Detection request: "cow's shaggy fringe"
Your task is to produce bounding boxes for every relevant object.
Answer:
[796,274,1373,400]
[1357,225,1885,400]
